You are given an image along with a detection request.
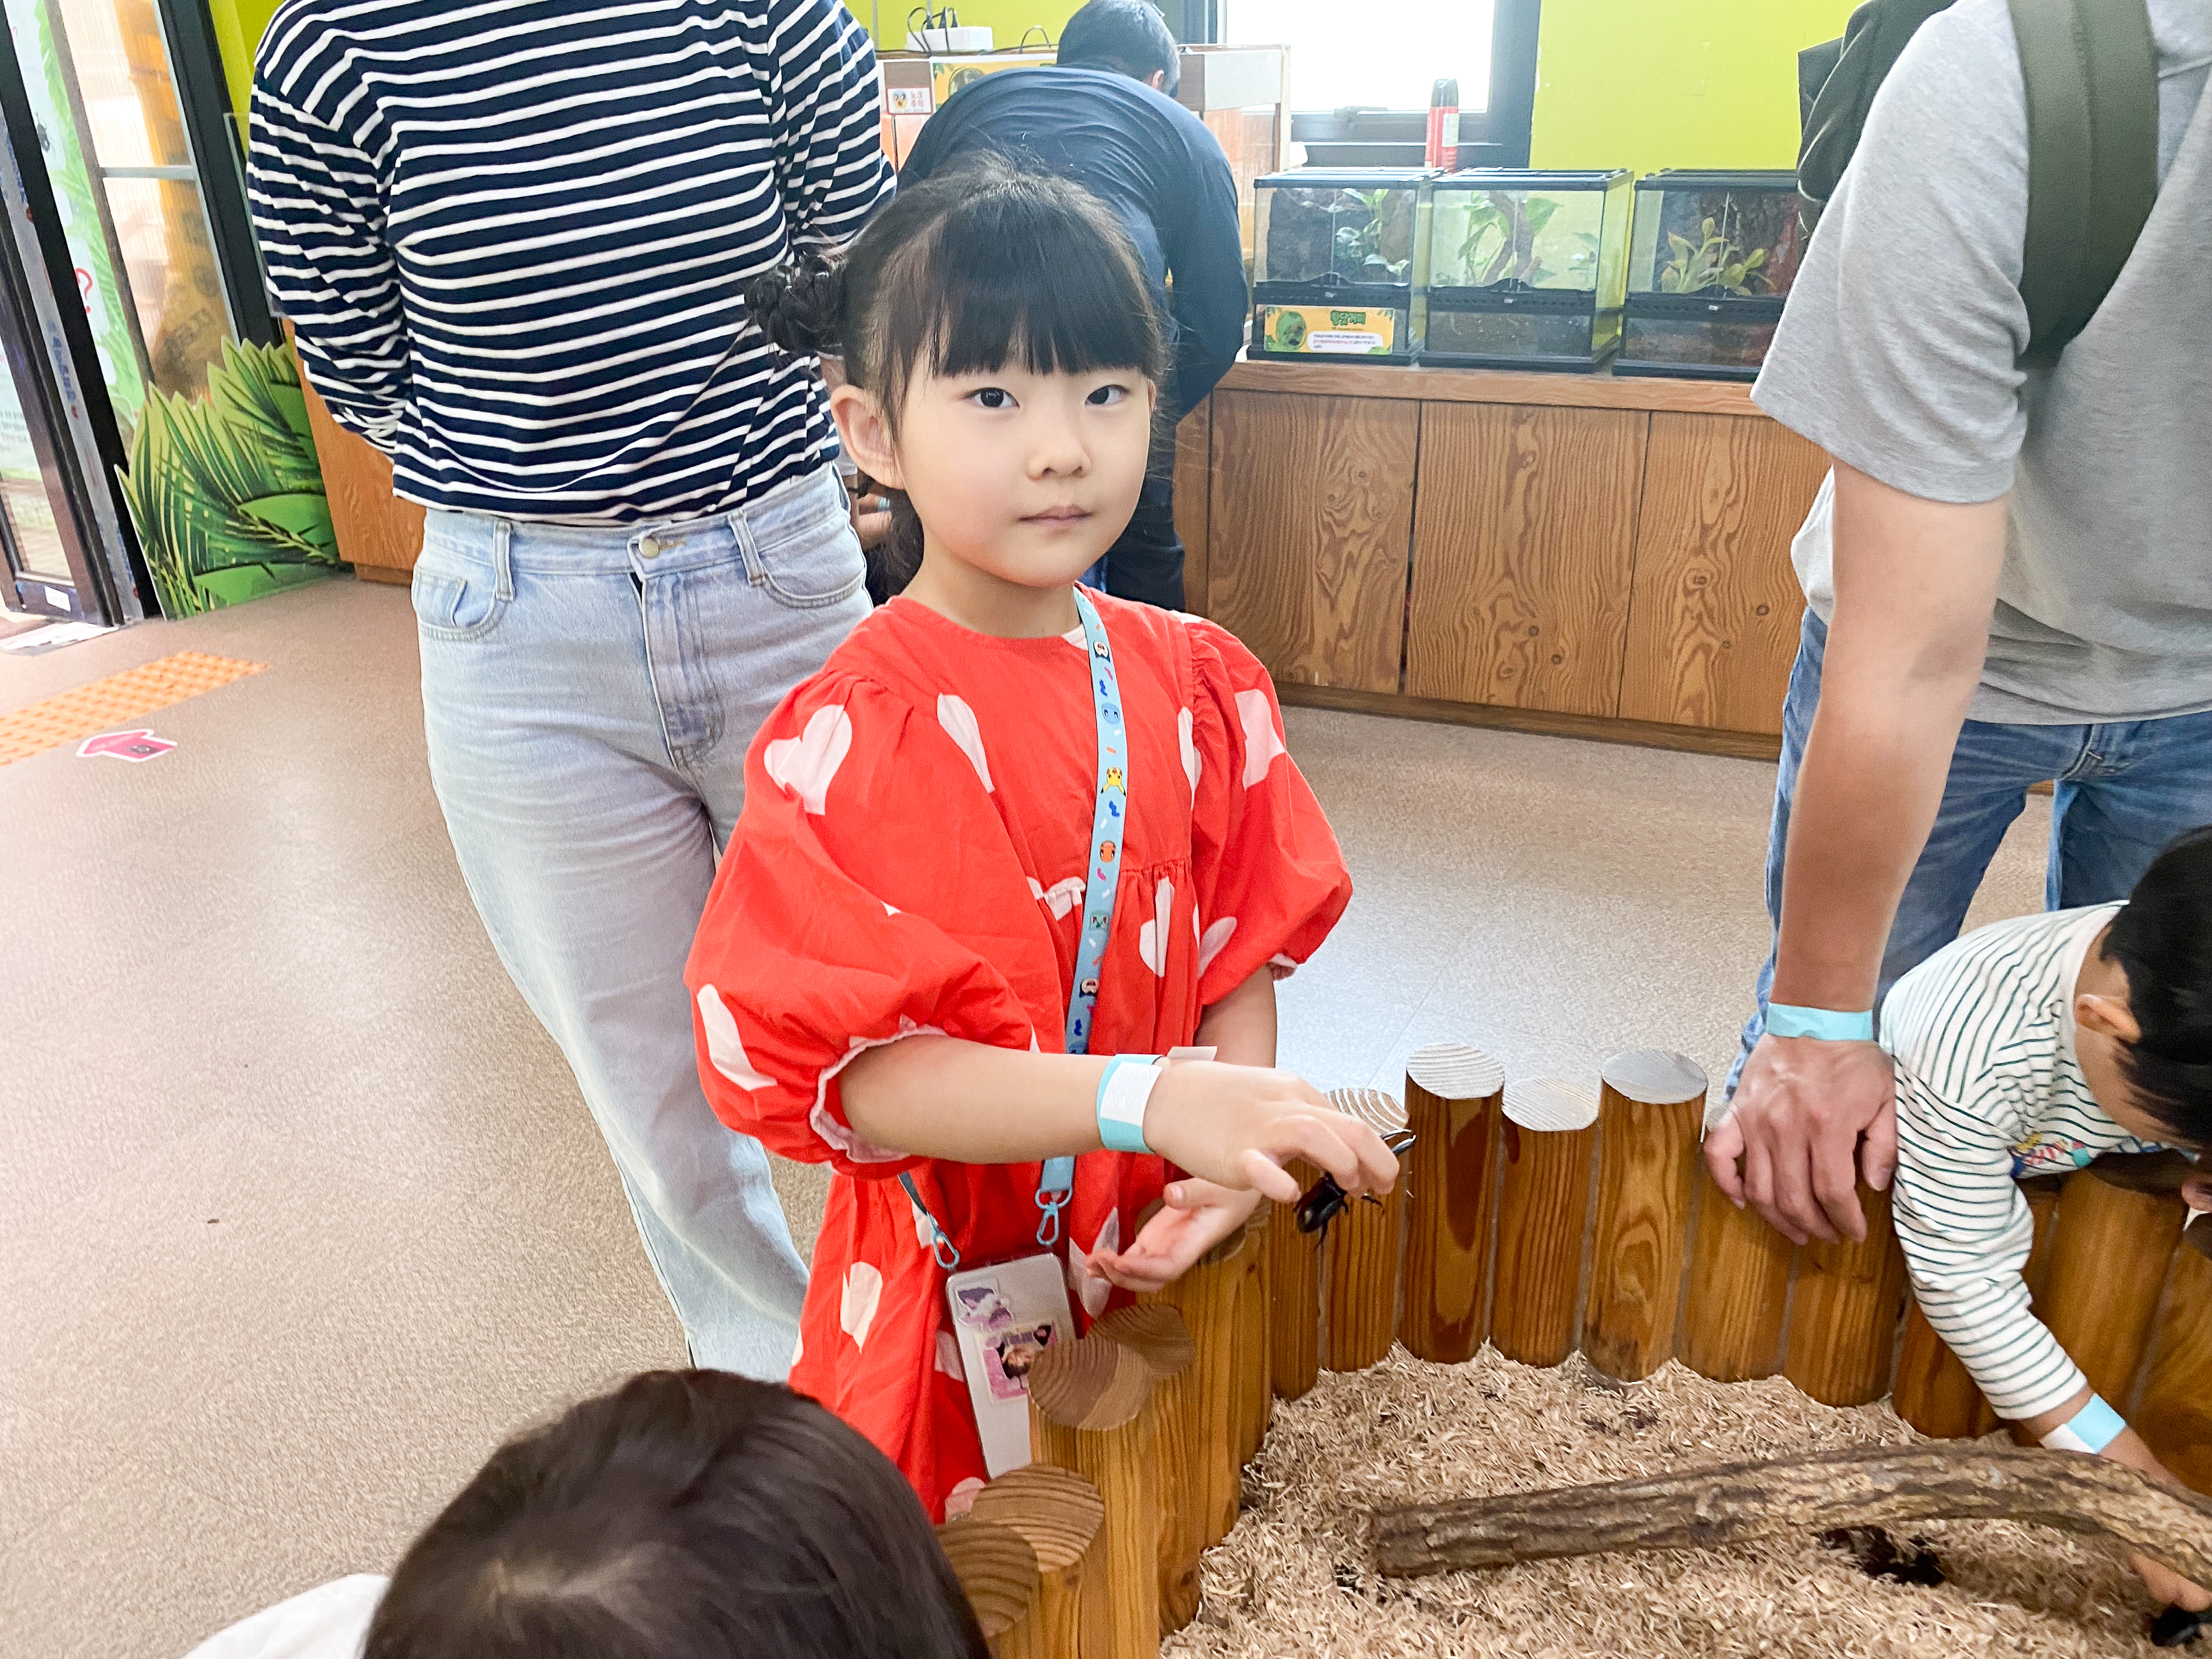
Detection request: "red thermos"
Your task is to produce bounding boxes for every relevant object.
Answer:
[1425,77,1460,170]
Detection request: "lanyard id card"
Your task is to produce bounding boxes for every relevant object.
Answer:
[944,1251,1076,1476]
[905,588,1130,1477]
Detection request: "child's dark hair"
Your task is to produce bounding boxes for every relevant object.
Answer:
[362,1370,989,1659]
[746,154,1167,597]
[2103,825,2212,1144]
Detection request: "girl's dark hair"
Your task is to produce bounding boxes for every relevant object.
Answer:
[2102,825,2212,1144]
[746,153,1167,596]
[362,1370,989,1659]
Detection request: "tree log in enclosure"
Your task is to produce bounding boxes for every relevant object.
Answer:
[1782,1182,1908,1407]
[1323,1087,1409,1372]
[1028,1335,1162,1659]
[967,1465,1105,1659]
[1583,1051,1706,1382]
[1370,1444,2212,1587]
[1096,1303,1201,1635]
[1489,1079,1598,1368]
[1263,1156,1322,1401]
[2039,1169,2183,1403]
[1677,1165,1792,1383]
[1398,1042,1506,1364]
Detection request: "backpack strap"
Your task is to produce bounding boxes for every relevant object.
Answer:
[1799,0,1959,207]
[2008,0,2159,360]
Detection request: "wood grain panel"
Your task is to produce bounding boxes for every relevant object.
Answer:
[1206,390,1416,693]
[1406,402,1645,716]
[297,364,426,580]
[1173,402,1211,615]
[1618,414,1829,736]
[1217,357,1763,415]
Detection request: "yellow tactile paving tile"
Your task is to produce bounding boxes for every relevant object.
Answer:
[0,650,268,766]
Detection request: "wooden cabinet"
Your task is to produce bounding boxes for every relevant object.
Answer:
[1206,390,1417,696]
[1618,414,1830,737]
[1188,360,1829,754]
[1406,404,1644,718]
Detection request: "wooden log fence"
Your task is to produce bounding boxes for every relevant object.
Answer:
[929,1039,2210,1658]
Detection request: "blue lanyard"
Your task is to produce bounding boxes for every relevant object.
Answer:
[903,587,1127,1269]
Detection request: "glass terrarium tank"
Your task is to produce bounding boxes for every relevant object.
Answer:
[1250,169,1435,363]
[1617,170,1806,381]
[1415,169,1632,371]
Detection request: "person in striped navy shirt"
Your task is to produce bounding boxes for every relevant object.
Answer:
[1884,826,2212,1613]
[249,0,891,1379]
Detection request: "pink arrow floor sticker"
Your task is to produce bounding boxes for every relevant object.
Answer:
[77,729,177,762]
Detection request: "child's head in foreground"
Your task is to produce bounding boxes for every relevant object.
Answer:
[2081,825,2212,1198]
[748,154,1167,603]
[362,1370,988,1659]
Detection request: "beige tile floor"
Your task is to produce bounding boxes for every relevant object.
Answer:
[0,576,2053,1659]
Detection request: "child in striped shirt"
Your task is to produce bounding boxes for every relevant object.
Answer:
[1886,827,2212,1612]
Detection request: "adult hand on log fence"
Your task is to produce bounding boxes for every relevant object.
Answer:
[1706,1034,1898,1245]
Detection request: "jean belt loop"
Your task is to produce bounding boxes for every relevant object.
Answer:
[728,504,765,586]
[492,518,514,601]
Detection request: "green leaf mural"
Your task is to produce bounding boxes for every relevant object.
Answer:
[120,338,341,618]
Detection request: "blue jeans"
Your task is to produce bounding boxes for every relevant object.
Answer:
[1730,608,2212,1094]
[411,464,870,1377]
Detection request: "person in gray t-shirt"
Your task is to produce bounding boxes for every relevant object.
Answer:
[1707,1,2212,1255]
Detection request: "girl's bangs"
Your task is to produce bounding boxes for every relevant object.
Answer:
[914,193,1163,383]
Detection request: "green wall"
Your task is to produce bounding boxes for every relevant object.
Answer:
[211,0,1858,177]
[1528,0,1858,179]
[207,0,282,112]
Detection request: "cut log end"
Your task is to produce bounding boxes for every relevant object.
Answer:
[935,1516,1041,1638]
[1406,1040,1506,1102]
[1093,1302,1197,1379]
[1029,1331,1156,1432]
[966,1465,1105,1570]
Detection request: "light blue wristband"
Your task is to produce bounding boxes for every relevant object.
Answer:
[1096,1054,1163,1153]
[1766,1002,1875,1042]
[2042,1392,2126,1454]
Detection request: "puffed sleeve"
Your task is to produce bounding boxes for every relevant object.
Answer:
[686,673,1049,1177]
[1183,619,1353,1007]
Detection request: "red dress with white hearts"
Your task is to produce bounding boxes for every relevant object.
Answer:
[686,591,1351,1520]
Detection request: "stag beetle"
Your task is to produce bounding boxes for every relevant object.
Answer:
[1295,1128,1417,1239]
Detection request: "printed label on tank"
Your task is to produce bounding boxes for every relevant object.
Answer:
[1257,305,1398,355]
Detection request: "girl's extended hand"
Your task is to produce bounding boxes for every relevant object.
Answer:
[1140,1061,1398,1205]
[1085,1179,1260,1294]
[2130,1549,2211,1614]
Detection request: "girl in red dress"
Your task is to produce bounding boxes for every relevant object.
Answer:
[686,157,1393,1521]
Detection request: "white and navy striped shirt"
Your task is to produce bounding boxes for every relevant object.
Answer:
[1884,904,2155,1420]
[249,0,891,520]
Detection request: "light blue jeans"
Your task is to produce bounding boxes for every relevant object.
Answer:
[410,464,870,1378]
[1730,607,2212,1093]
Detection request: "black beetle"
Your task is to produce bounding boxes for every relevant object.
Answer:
[1295,1128,1417,1238]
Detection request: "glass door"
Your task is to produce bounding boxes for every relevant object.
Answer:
[0,16,139,621]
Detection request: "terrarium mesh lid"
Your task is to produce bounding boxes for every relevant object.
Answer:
[1163,1348,2159,1658]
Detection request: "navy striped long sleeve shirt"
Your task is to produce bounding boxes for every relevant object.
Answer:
[249,0,891,521]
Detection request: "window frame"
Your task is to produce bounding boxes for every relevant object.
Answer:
[1167,0,1543,167]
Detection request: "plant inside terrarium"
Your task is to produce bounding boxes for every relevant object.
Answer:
[1446,192,1600,290]
[1264,185,1417,284]
[1658,202,1773,296]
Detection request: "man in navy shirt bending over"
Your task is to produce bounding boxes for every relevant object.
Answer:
[900,0,1245,610]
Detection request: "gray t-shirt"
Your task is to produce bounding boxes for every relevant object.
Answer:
[1754,0,2212,724]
